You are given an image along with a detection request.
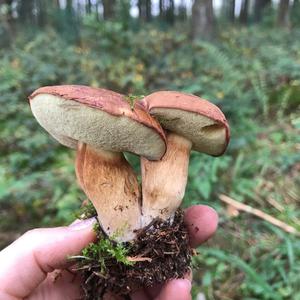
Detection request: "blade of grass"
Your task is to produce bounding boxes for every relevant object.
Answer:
[200,247,277,299]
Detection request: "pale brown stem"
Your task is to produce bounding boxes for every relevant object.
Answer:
[141,133,192,226]
[76,142,142,242]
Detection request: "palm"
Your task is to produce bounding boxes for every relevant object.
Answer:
[26,270,81,300]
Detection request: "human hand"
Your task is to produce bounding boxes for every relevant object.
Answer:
[0,205,218,300]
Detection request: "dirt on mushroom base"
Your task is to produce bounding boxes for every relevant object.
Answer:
[73,209,193,299]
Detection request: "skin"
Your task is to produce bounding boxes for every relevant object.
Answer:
[0,205,218,300]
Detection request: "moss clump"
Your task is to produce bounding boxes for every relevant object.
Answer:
[73,209,193,300]
[80,237,134,272]
[75,200,97,220]
[73,203,134,271]
[124,94,144,110]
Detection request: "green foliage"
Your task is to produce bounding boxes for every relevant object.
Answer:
[0,21,299,299]
[192,231,300,300]
[75,200,97,220]
[125,94,145,109]
[79,237,134,273]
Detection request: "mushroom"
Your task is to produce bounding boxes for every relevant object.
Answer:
[140,91,230,226]
[28,85,166,241]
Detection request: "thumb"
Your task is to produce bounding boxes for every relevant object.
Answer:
[0,218,97,299]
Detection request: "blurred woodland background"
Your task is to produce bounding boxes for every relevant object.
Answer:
[0,0,300,299]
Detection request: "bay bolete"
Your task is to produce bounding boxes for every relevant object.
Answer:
[140,91,230,226]
[29,85,166,241]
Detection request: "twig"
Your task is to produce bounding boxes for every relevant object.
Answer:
[127,256,152,262]
[219,194,299,235]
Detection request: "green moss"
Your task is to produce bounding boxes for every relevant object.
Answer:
[125,94,144,110]
[80,237,134,273]
[73,201,134,271]
[69,218,134,274]
[93,221,101,234]
[75,200,97,220]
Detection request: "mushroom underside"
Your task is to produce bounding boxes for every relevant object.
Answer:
[150,107,227,156]
[30,94,166,160]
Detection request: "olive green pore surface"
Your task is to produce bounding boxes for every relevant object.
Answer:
[30,94,166,160]
[151,108,227,156]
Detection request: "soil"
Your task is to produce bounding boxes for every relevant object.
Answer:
[76,209,193,300]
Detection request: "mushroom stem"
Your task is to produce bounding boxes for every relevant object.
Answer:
[76,142,142,242]
[141,133,192,226]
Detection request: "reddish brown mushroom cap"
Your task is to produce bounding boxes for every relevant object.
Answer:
[29,85,166,160]
[141,91,230,156]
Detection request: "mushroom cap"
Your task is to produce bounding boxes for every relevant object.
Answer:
[29,85,166,160]
[141,91,230,156]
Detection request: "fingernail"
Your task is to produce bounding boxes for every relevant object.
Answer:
[69,217,97,231]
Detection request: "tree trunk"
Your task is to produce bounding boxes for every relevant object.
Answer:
[53,0,60,9]
[162,0,174,24]
[66,0,73,12]
[192,0,214,40]
[95,0,99,20]
[36,0,48,27]
[293,0,300,10]
[86,0,92,14]
[17,0,35,24]
[277,0,290,28]
[159,0,164,19]
[102,0,115,20]
[2,0,13,23]
[138,0,146,21]
[239,0,249,24]
[254,0,271,22]
[228,0,235,22]
[146,0,152,21]
[178,0,187,21]
[291,0,300,26]
[138,0,151,22]
[1,0,14,41]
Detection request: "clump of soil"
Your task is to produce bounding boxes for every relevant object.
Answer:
[74,209,193,300]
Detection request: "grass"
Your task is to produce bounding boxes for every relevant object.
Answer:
[188,116,300,299]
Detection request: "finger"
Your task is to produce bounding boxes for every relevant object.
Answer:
[145,283,163,299]
[155,279,192,300]
[145,269,192,299]
[0,218,97,299]
[26,269,82,300]
[184,205,218,248]
[131,288,150,300]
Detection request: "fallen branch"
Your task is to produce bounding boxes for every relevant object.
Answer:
[219,194,299,235]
